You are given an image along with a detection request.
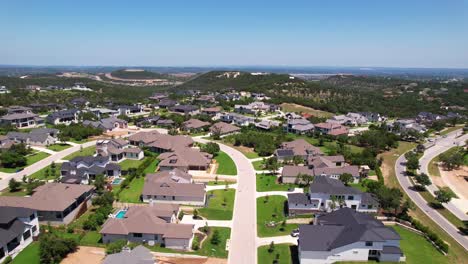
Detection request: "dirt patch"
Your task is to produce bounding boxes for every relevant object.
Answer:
[61,246,105,264]
[156,256,227,264]
[440,166,468,199]
[280,103,333,118]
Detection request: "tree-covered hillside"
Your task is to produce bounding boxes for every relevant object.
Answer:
[110,69,168,80]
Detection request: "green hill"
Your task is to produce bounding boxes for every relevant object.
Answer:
[175,71,302,91]
[110,69,167,80]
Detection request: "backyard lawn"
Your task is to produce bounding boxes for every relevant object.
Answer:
[256,174,300,192]
[257,196,298,237]
[258,243,297,264]
[0,151,50,173]
[143,158,160,173]
[117,176,145,203]
[197,227,231,258]
[47,143,71,151]
[119,157,148,171]
[199,189,235,220]
[11,242,40,264]
[63,146,96,160]
[215,151,237,175]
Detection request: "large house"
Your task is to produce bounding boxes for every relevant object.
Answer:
[314,122,349,136]
[0,183,94,224]
[100,205,194,250]
[282,155,361,184]
[234,101,278,115]
[60,156,121,184]
[209,122,241,136]
[275,139,323,161]
[158,148,212,171]
[328,113,368,126]
[287,176,378,215]
[283,118,315,134]
[170,105,199,115]
[96,139,144,162]
[201,106,222,116]
[117,105,144,116]
[6,128,59,146]
[128,131,193,153]
[0,206,39,263]
[298,208,404,264]
[46,109,80,125]
[387,119,427,134]
[0,112,44,129]
[0,85,9,94]
[182,119,210,132]
[220,112,255,126]
[142,169,206,205]
[83,117,128,132]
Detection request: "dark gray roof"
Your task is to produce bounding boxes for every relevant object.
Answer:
[0,206,35,224]
[46,109,78,122]
[0,206,35,246]
[309,176,361,195]
[299,208,400,252]
[275,149,295,158]
[288,193,315,205]
[0,219,27,246]
[102,245,154,264]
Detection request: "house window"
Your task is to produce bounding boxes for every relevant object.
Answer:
[348,196,354,200]
[32,225,37,233]
[29,213,36,221]
[133,233,142,238]
[172,196,175,200]
[365,241,373,247]
[23,230,31,240]
[154,235,159,240]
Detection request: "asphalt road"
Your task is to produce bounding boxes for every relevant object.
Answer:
[418,130,468,220]
[195,138,257,264]
[395,131,468,251]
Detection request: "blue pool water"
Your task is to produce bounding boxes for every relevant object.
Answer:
[112,178,123,185]
[115,210,126,219]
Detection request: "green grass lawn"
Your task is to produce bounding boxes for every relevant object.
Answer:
[215,151,237,175]
[199,189,235,220]
[197,227,231,258]
[47,143,72,151]
[79,231,102,246]
[143,158,160,174]
[119,158,147,171]
[69,138,91,144]
[63,146,96,160]
[258,243,297,264]
[11,242,40,264]
[394,225,448,264]
[0,151,50,173]
[418,190,466,231]
[256,174,300,192]
[257,196,298,237]
[117,176,145,203]
[439,125,464,136]
[428,156,441,177]
[252,160,265,170]
[29,163,61,180]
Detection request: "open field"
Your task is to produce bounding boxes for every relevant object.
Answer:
[280,103,334,118]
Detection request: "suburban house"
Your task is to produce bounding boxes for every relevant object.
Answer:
[0,112,44,129]
[60,156,122,184]
[70,97,89,107]
[328,113,368,126]
[87,108,119,119]
[201,106,222,116]
[216,93,241,101]
[298,208,404,264]
[255,119,280,130]
[46,109,80,125]
[387,119,427,134]
[142,169,206,205]
[83,117,128,132]
[0,183,94,224]
[283,118,315,134]
[220,112,255,126]
[314,122,349,136]
[102,245,155,264]
[0,136,14,150]
[416,112,447,124]
[0,207,39,263]
[158,148,212,171]
[234,101,278,115]
[170,105,199,115]
[6,106,33,115]
[358,112,386,123]
[149,92,169,101]
[182,119,210,133]
[157,99,177,109]
[275,139,323,161]
[100,205,194,250]
[287,176,378,215]
[117,105,144,116]
[209,122,241,136]
[156,119,175,127]
[282,155,361,184]
[195,94,216,104]
[96,139,144,162]
[128,131,194,153]
[6,128,59,146]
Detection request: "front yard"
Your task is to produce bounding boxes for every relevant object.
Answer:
[199,188,235,220]
[47,143,72,152]
[257,195,298,237]
[0,151,50,173]
[258,243,297,264]
[256,174,301,192]
[63,146,96,160]
[196,227,231,258]
[214,151,237,175]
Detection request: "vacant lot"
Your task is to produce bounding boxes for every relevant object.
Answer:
[199,189,235,220]
[280,103,333,118]
[257,196,298,237]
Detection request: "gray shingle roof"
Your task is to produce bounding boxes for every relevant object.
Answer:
[309,176,361,195]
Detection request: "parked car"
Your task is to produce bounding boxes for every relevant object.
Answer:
[290,228,299,237]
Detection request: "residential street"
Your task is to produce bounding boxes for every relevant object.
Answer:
[395,131,468,251]
[418,130,468,220]
[195,138,257,264]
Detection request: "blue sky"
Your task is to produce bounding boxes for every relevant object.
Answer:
[1,0,467,68]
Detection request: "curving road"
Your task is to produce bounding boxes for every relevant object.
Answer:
[395,132,468,251]
[418,130,468,220]
[195,138,257,264]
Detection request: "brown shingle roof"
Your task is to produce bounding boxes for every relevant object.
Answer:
[210,122,240,135]
[158,148,212,169]
[280,139,323,157]
[143,169,205,198]
[182,119,210,129]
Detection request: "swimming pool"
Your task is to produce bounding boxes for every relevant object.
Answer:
[115,210,127,219]
[112,178,123,185]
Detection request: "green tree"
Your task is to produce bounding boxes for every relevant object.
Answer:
[414,173,431,190]
[339,173,353,186]
[39,233,77,264]
[439,149,464,171]
[93,174,106,194]
[210,230,221,245]
[435,189,454,204]
[268,241,275,253]
[201,142,220,156]
[8,178,21,192]
[264,156,279,175]
[298,173,314,185]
